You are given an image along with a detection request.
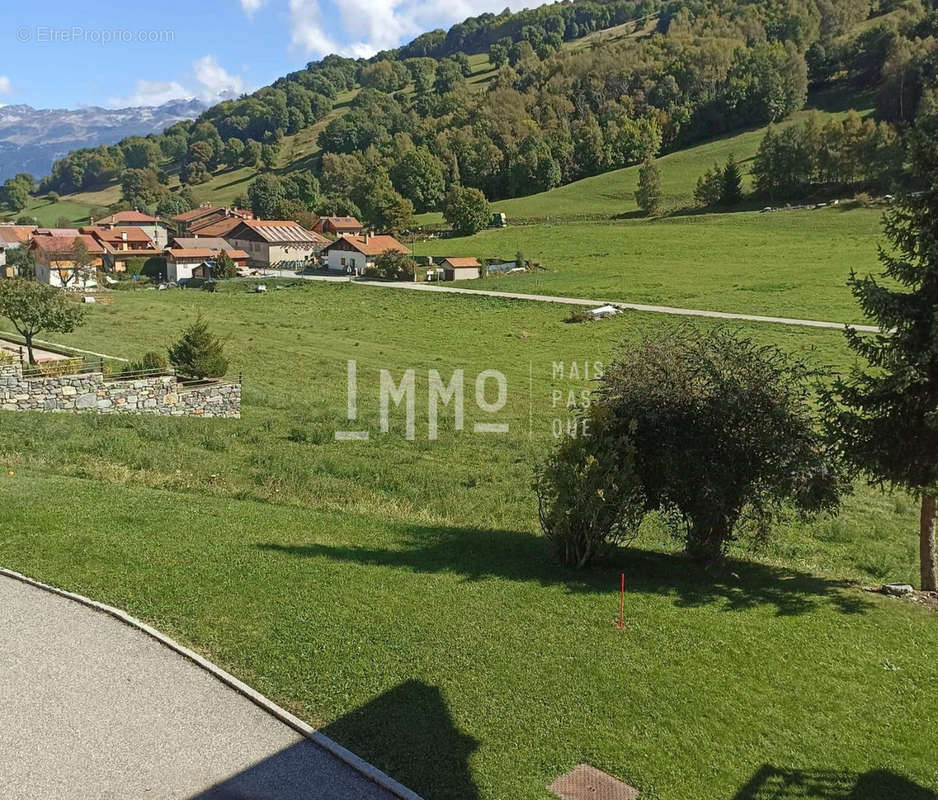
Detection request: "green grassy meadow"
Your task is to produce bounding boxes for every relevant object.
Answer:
[1,283,935,800]
[423,206,885,323]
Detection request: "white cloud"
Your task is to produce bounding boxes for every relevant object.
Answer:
[241,0,267,14]
[290,0,509,59]
[106,56,247,108]
[193,54,245,99]
[0,76,11,95]
[108,80,191,108]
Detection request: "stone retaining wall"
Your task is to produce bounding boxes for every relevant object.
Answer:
[0,362,240,418]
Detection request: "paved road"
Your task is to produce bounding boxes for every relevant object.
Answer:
[259,271,880,333]
[0,574,403,800]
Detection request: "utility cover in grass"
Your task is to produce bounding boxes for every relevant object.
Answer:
[549,764,639,800]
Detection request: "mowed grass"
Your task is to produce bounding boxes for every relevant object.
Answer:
[423,206,885,323]
[0,283,936,800]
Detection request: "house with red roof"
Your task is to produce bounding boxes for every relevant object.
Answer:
[31,234,105,289]
[225,220,329,269]
[93,210,171,250]
[314,215,363,237]
[82,226,158,273]
[321,234,411,275]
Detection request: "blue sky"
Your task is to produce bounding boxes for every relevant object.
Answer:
[2,0,508,110]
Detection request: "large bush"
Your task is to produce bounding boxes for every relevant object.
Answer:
[594,327,843,563]
[535,414,645,568]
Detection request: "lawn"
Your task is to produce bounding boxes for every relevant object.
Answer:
[0,283,935,800]
[421,206,886,323]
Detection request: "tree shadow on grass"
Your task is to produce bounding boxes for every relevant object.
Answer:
[733,765,937,800]
[257,524,872,617]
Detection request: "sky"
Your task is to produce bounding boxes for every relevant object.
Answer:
[2,0,510,110]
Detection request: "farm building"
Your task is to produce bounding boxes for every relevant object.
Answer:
[165,248,248,283]
[440,257,481,281]
[225,220,329,269]
[322,235,411,275]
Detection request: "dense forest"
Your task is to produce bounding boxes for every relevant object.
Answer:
[5,0,937,230]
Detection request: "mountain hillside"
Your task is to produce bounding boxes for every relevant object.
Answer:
[0,99,208,181]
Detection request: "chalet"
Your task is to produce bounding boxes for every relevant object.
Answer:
[165,248,249,283]
[0,226,34,277]
[173,206,253,236]
[31,234,105,289]
[94,210,171,249]
[225,220,328,269]
[314,216,363,237]
[440,257,482,281]
[322,234,411,275]
[83,226,158,273]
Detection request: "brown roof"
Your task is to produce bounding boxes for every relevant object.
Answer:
[0,226,35,245]
[31,234,105,254]
[188,217,243,237]
[232,220,327,244]
[34,228,81,237]
[96,210,164,225]
[325,234,411,257]
[320,215,362,228]
[170,237,234,251]
[172,206,224,223]
[442,257,481,268]
[166,248,249,260]
[83,226,155,247]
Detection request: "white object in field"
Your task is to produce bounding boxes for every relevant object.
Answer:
[82,296,96,304]
[589,305,620,319]
[255,284,267,293]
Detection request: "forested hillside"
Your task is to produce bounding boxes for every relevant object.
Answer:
[3,0,936,229]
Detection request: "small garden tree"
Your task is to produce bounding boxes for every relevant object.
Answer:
[595,327,842,563]
[822,103,938,590]
[167,313,228,380]
[535,414,645,568]
[370,249,416,281]
[0,279,85,364]
[635,157,662,215]
[212,250,238,280]
[443,186,490,236]
[721,155,743,205]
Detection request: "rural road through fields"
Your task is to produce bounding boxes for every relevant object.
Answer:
[0,571,417,800]
[257,271,881,333]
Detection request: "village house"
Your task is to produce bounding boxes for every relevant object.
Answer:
[165,247,249,284]
[0,225,34,277]
[31,234,105,289]
[82,226,158,273]
[172,206,253,237]
[322,234,411,275]
[93,210,171,250]
[314,215,363,237]
[439,257,482,281]
[186,216,245,238]
[224,220,328,270]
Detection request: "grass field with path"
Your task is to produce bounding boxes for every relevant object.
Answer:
[0,283,935,800]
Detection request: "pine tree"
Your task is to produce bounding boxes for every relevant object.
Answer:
[168,313,229,380]
[721,155,743,205]
[634,158,661,215]
[823,104,938,590]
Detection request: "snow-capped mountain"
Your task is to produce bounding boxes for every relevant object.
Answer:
[0,99,208,181]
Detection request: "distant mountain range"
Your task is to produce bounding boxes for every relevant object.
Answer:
[0,99,209,182]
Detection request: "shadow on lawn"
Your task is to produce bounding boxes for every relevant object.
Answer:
[257,525,871,617]
[189,679,477,799]
[733,765,937,800]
